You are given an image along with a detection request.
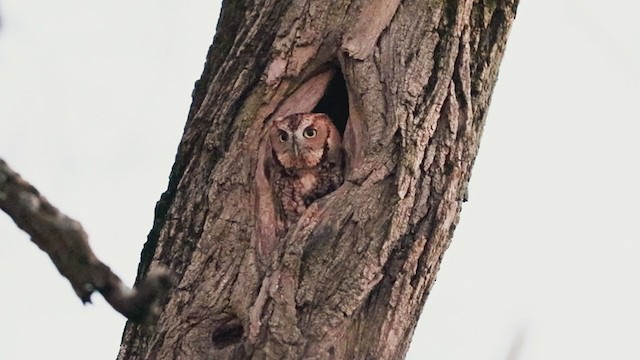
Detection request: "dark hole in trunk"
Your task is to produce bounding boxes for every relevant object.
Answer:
[312,67,349,136]
[211,318,243,349]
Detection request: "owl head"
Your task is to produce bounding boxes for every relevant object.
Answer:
[269,113,341,170]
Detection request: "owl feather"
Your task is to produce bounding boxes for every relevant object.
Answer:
[266,113,345,226]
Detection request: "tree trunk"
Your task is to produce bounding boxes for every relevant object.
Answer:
[118,0,519,359]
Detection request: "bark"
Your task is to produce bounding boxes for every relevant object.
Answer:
[118,0,519,359]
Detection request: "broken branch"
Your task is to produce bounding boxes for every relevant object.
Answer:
[0,158,173,323]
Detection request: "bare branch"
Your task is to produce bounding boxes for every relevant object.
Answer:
[0,158,174,323]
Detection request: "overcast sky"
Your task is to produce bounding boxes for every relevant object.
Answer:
[1,1,638,359]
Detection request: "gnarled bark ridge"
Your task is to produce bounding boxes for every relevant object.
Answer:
[119,0,519,359]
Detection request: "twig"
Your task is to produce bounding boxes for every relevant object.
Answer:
[0,158,174,323]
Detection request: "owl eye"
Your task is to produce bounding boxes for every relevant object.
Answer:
[278,130,289,142]
[303,127,317,139]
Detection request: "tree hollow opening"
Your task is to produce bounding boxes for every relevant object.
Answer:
[211,318,243,350]
[312,67,349,136]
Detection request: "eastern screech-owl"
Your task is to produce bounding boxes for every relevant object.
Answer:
[267,113,345,225]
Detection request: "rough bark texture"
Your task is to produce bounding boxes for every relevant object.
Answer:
[118,0,519,359]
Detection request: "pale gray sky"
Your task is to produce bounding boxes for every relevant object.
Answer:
[1,1,638,359]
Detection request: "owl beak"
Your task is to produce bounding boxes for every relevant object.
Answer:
[292,141,299,157]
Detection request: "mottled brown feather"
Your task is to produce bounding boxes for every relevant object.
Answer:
[267,113,344,226]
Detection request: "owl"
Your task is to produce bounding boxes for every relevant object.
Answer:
[267,113,345,226]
